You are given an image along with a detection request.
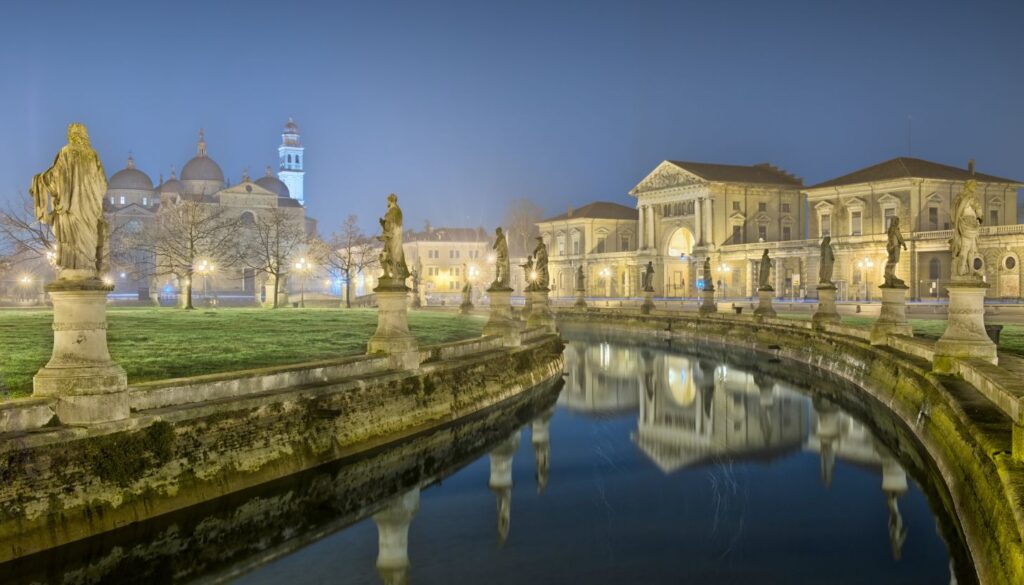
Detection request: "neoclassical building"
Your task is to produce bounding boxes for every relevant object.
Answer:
[553,156,1024,300]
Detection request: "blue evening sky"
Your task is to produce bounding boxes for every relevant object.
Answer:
[0,0,1021,234]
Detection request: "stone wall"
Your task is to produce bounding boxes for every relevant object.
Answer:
[0,334,564,563]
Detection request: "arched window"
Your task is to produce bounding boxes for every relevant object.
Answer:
[287,154,292,163]
[928,258,940,280]
[240,211,255,226]
[295,155,300,165]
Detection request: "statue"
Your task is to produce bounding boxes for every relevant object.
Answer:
[376,193,409,286]
[950,179,983,279]
[758,249,773,290]
[642,261,655,292]
[883,217,908,287]
[575,265,585,291]
[818,236,835,286]
[702,257,714,291]
[30,123,109,280]
[491,227,511,290]
[520,255,535,290]
[532,237,549,290]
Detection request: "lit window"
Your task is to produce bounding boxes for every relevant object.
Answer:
[758,225,767,241]
[119,196,125,205]
[851,211,862,236]
[821,214,831,237]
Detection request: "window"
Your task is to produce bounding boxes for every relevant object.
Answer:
[620,235,630,251]
[782,226,791,240]
[110,196,115,204]
[758,202,767,212]
[448,250,460,259]
[991,210,999,225]
[732,225,742,243]
[1006,257,1017,270]
[119,196,125,205]
[732,201,740,211]
[295,155,300,165]
[851,211,862,236]
[556,234,566,256]
[821,214,831,237]
[287,154,292,163]
[929,258,941,280]
[240,211,255,226]
[572,236,581,255]
[758,225,767,241]
[884,208,896,230]
[928,207,938,230]
[596,236,606,254]
[781,203,791,213]
[142,197,148,206]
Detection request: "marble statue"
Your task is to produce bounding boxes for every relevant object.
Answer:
[491,227,511,289]
[575,265,585,291]
[521,255,535,290]
[818,236,835,286]
[377,194,409,285]
[702,257,714,291]
[883,217,908,287]
[950,179,983,279]
[758,249,773,290]
[532,237,549,290]
[30,123,109,279]
[642,261,655,292]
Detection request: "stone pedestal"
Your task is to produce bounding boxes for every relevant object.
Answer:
[33,279,128,424]
[754,288,776,318]
[870,285,912,345]
[574,288,587,308]
[812,285,841,326]
[483,288,520,346]
[699,288,717,315]
[526,288,555,333]
[367,286,420,370]
[933,281,997,372]
[640,289,655,315]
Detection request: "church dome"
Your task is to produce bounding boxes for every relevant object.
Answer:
[159,177,185,194]
[108,155,154,191]
[181,156,224,182]
[255,166,290,197]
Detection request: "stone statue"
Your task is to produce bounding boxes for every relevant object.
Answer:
[532,237,549,290]
[883,217,907,287]
[491,227,511,290]
[758,249,773,290]
[521,255,535,290]
[950,179,983,279]
[702,257,714,291]
[642,261,655,292]
[575,265,585,291]
[30,123,109,280]
[818,236,835,286]
[376,193,409,286]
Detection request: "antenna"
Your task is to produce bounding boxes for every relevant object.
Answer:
[906,115,912,156]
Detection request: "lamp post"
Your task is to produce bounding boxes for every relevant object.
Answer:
[195,259,215,307]
[856,257,875,301]
[294,257,312,308]
[18,275,31,302]
[716,263,731,299]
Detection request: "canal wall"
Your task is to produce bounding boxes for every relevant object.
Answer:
[556,308,1024,585]
[0,331,564,563]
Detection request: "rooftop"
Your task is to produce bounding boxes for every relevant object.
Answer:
[807,157,1022,190]
[541,201,638,223]
[666,161,803,187]
[406,226,488,242]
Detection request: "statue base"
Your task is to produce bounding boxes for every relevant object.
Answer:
[33,280,128,424]
[812,285,841,326]
[368,287,420,370]
[459,300,474,315]
[699,288,717,315]
[574,289,587,308]
[640,290,655,315]
[870,285,912,345]
[482,288,520,346]
[754,288,776,318]
[934,281,996,372]
[526,288,555,333]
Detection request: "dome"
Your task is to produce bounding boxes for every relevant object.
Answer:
[181,156,224,182]
[108,155,154,191]
[159,177,185,194]
[255,166,290,197]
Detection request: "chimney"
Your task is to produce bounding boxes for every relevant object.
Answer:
[567,205,573,218]
[968,159,975,176]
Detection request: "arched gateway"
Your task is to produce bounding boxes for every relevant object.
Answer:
[663,227,695,297]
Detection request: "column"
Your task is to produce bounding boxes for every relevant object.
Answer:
[695,198,704,245]
[704,198,714,246]
[640,206,648,250]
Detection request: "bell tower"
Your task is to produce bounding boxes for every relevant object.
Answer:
[278,117,305,205]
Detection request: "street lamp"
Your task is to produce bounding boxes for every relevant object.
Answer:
[716,263,730,298]
[195,259,215,306]
[856,257,875,301]
[294,257,313,308]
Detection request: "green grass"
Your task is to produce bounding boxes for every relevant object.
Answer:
[0,308,484,398]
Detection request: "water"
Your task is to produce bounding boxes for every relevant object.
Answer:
[3,329,970,584]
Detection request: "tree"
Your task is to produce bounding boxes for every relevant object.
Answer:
[240,207,308,309]
[0,191,57,270]
[135,199,241,309]
[319,214,379,308]
[502,197,544,257]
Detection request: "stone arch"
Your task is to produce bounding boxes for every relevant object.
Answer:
[664,226,695,258]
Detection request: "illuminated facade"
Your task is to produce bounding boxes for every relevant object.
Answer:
[402,225,493,302]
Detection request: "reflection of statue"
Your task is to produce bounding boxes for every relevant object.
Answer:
[575,265,585,291]
[489,431,519,547]
[491,227,511,289]
[521,255,535,290]
[642,261,655,292]
[950,179,983,279]
[532,408,553,494]
[377,194,409,285]
[702,257,714,291]
[532,237,549,289]
[887,493,908,560]
[818,236,835,286]
[758,249,773,290]
[30,123,109,279]
[883,217,907,287]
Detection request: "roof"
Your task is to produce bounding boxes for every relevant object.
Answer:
[666,161,803,187]
[540,201,638,223]
[406,227,487,242]
[808,157,1022,190]
[108,167,154,192]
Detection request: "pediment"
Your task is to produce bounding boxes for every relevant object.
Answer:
[842,196,866,210]
[729,211,746,222]
[780,214,794,224]
[754,212,771,224]
[630,161,706,195]
[814,200,835,212]
[877,192,902,207]
[219,182,277,198]
[925,192,944,204]
[988,195,1004,207]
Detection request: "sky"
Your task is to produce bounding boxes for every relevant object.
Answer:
[0,0,1022,235]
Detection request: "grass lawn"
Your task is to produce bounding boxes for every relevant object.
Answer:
[0,308,484,398]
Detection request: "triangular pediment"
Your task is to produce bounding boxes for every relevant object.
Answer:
[814,200,835,212]
[925,192,944,204]
[988,195,1004,207]
[729,211,746,222]
[219,181,277,198]
[877,192,902,206]
[754,212,771,224]
[630,161,706,195]
[842,196,866,210]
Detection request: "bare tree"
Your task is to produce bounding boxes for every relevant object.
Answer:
[318,214,379,308]
[0,191,56,268]
[134,200,241,309]
[240,207,307,309]
[502,197,544,257]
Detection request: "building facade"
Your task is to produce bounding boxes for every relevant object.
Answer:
[403,225,494,304]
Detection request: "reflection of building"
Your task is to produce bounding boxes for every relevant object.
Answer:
[532,407,554,494]
[559,340,641,414]
[632,352,808,472]
[489,431,520,546]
